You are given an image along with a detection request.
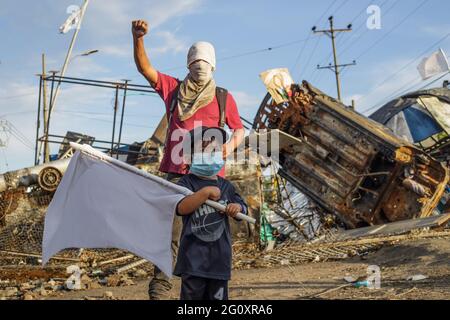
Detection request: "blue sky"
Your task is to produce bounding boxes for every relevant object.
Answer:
[1,0,450,171]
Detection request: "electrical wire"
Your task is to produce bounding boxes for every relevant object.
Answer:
[354,0,430,62]
[53,111,157,129]
[56,110,163,119]
[0,92,35,100]
[0,148,9,171]
[291,0,338,77]
[161,37,310,72]
[0,119,34,149]
[355,32,450,105]
[321,0,398,80]
[309,0,383,83]
[361,71,450,115]
[338,0,395,58]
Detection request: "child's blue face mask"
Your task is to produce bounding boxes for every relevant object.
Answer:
[190,152,224,177]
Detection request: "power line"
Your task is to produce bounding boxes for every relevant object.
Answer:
[302,0,357,80]
[338,0,401,79]
[416,71,450,91]
[0,119,34,149]
[304,35,324,79]
[1,110,34,117]
[0,148,9,171]
[53,111,157,129]
[311,0,379,71]
[313,16,355,101]
[332,0,351,16]
[354,0,430,62]
[362,78,423,115]
[8,122,34,147]
[356,31,450,105]
[0,92,35,100]
[338,0,395,58]
[292,0,339,77]
[361,71,450,115]
[310,0,379,83]
[161,37,310,72]
[56,110,163,119]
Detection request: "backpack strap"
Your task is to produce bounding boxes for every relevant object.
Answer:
[216,86,228,128]
[167,84,228,128]
[168,82,181,123]
[164,82,181,149]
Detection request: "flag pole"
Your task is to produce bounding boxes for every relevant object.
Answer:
[50,0,90,114]
[69,142,257,225]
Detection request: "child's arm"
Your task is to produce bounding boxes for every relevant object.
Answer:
[223,183,248,221]
[177,186,221,216]
[224,203,243,218]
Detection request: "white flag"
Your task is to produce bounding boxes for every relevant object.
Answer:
[59,6,82,34]
[42,151,185,277]
[417,48,450,80]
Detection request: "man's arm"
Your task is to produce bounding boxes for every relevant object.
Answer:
[223,128,245,159]
[132,20,158,87]
[177,186,221,216]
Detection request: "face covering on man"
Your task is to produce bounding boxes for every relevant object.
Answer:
[188,60,213,85]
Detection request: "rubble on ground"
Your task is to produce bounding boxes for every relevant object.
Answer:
[1,80,450,300]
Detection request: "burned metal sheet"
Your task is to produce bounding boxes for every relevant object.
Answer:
[253,81,450,228]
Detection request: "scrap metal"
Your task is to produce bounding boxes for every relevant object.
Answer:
[253,81,450,228]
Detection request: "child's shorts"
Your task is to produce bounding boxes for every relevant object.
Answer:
[180,274,228,300]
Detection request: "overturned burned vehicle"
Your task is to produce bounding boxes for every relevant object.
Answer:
[253,81,449,229]
[369,85,450,164]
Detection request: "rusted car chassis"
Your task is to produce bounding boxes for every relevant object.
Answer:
[253,81,449,228]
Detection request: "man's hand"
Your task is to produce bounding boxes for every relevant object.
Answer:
[132,20,149,39]
[224,203,241,218]
[222,128,245,160]
[200,186,221,202]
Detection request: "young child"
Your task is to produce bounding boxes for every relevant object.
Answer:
[174,126,248,300]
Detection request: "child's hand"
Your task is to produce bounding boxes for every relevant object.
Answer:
[200,186,221,201]
[224,203,241,218]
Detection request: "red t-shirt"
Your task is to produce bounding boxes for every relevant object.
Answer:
[154,72,243,176]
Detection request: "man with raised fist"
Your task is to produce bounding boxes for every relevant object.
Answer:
[132,19,245,300]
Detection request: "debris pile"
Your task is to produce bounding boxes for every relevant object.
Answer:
[1,78,450,299]
[233,229,450,270]
[253,81,449,228]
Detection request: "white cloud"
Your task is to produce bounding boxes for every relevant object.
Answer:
[350,57,426,114]
[146,0,204,28]
[67,56,110,77]
[85,0,204,39]
[152,31,189,56]
[231,91,261,109]
[343,94,363,107]
[421,24,450,37]
[99,45,131,58]
[99,31,188,59]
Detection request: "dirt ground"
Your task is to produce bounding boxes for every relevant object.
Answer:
[43,238,450,300]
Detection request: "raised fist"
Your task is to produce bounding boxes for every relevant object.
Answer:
[132,20,149,38]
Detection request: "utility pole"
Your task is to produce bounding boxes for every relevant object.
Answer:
[42,54,50,163]
[50,0,90,115]
[313,16,356,102]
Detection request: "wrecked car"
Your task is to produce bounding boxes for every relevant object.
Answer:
[370,84,450,165]
[253,81,449,229]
